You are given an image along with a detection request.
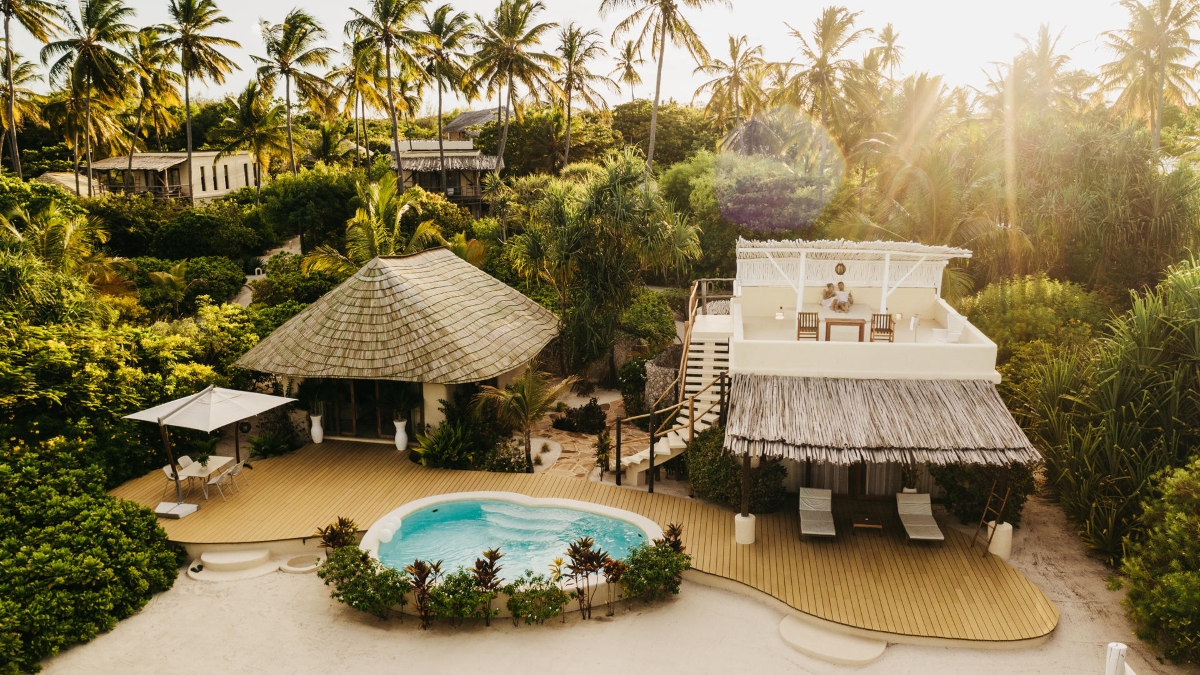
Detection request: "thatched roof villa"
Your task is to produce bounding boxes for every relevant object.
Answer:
[235,247,558,439]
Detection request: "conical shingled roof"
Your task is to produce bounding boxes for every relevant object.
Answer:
[235,248,559,384]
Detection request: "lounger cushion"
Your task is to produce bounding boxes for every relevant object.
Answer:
[799,488,836,537]
[896,493,945,541]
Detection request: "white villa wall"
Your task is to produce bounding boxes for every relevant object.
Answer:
[728,301,1000,382]
[189,152,256,201]
[738,284,938,317]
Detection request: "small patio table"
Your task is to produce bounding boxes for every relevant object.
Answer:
[825,318,867,342]
[177,456,233,500]
[852,512,884,532]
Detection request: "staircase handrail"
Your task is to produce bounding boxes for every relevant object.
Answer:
[617,371,726,432]
[675,278,736,400]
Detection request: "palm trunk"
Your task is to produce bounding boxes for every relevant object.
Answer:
[127,104,145,190]
[1154,33,1167,154]
[384,40,403,182]
[495,71,512,177]
[84,89,94,198]
[5,13,20,180]
[352,89,360,168]
[524,428,533,473]
[363,95,372,174]
[563,88,572,170]
[646,23,667,171]
[437,76,446,193]
[816,107,828,202]
[285,75,296,174]
[72,130,79,196]
[255,156,263,203]
[184,76,194,204]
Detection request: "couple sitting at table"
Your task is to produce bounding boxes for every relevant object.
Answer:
[821,282,854,313]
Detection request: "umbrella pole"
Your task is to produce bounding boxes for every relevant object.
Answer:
[159,421,183,503]
[234,423,240,463]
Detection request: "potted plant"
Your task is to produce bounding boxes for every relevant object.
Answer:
[296,378,336,444]
[901,462,921,493]
[379,383,422,451]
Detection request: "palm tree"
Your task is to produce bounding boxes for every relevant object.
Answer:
[416,4,472,192]
[0,52,43,169]
[1,202,108,274]
[782,6,872,201]
[346,0,425,179]
[556,23,611,168]
[208,80,288,202]
[871,22,902,81]
[331,33,386,170]
[470,0,559,176]
[253,8,333,175]
[693,34,765,153]
[157,0,240,205]
[302,171,443,277]
[1101,0,1200,153]
[41,0,135,198]
[475,367,576,472]
[0,0,60,179]
[600,0,725,171]
[148,259,202,318]
[124,28,181,189]
[609,39,643,102]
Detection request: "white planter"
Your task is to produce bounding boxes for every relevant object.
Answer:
[734,513,756,545]
[902,487,918,494]
[394,421,408,451]
[309,415,324,444]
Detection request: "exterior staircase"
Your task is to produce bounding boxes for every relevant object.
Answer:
[616,336,730,487]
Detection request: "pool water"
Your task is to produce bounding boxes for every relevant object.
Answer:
[376,499,648,581]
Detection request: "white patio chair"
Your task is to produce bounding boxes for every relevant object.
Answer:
[932,313,968,343]
[798,487,836,537]
[229,460,250,489]
[896,493,944,542]
[177,455,194,468]
[206,466,239,502]
[161,465,182,499]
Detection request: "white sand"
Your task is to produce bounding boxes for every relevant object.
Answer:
[42,494,1199,675]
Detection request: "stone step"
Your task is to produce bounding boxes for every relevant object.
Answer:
[200,549,271,572]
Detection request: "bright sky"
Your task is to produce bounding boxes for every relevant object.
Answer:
[16,0,1130,114]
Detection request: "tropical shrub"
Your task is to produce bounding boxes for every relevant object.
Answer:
[1123,458,1200,663]
[617,357,648,419]
[617,287,677,355]
[150,203,266,260]
[713,152,828,233]
[130,256,244,316]
[318,545,410,620]
[503,570,571,626]
[252,163,360,252]
[684,428,787,513]
[249,252,343,307]
[83,194,183,257]
[413,422,474,469]
[437,383,518,468]
[1023,259,1200,564]
[313,516,358,552]
[430,567,492,626]
[927,463,1037,527]
[551,398,607,434]
[610,100,719,169]
[404,560,443,629]
[480,440,527,474]
[959,275,1107,365]
[621,539,691,603]
[471,549,504,626]
[0,438,181,673]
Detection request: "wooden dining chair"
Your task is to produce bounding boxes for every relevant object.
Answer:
[870,313,894,342]
[797,312,820,341]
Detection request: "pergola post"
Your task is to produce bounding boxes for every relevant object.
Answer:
[794,250,807,336]
[879,252,890,314]
[735,451,755,545]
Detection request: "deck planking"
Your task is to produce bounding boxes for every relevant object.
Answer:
[111,441,1059,642]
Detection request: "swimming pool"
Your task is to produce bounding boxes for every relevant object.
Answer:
[365,493,660,581]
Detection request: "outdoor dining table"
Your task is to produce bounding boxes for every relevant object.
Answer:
[177,456,233,500]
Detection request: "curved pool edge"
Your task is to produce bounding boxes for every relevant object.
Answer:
[360,491,666,560]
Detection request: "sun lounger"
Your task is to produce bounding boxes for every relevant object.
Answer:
[897,493,944,541]
[799,487,836,537]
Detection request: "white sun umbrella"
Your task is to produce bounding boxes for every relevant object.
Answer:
[124,385,295,518]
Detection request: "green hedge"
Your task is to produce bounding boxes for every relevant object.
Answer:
[618,287,677,355]
[130,256,245,316]
[684,427,787,513]
[927,463,1037,527]
[0,438,181,673]
[1123,458,1200,663]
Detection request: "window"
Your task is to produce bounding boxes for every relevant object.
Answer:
[224,164,229,190]
[200,165,206,191]
[244,163,249,187]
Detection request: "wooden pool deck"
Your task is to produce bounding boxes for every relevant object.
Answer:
[111,440,1059,643]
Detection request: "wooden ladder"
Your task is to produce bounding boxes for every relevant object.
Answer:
[970,480,1011,557]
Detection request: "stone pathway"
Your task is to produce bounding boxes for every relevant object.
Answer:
[540,395,655,481]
